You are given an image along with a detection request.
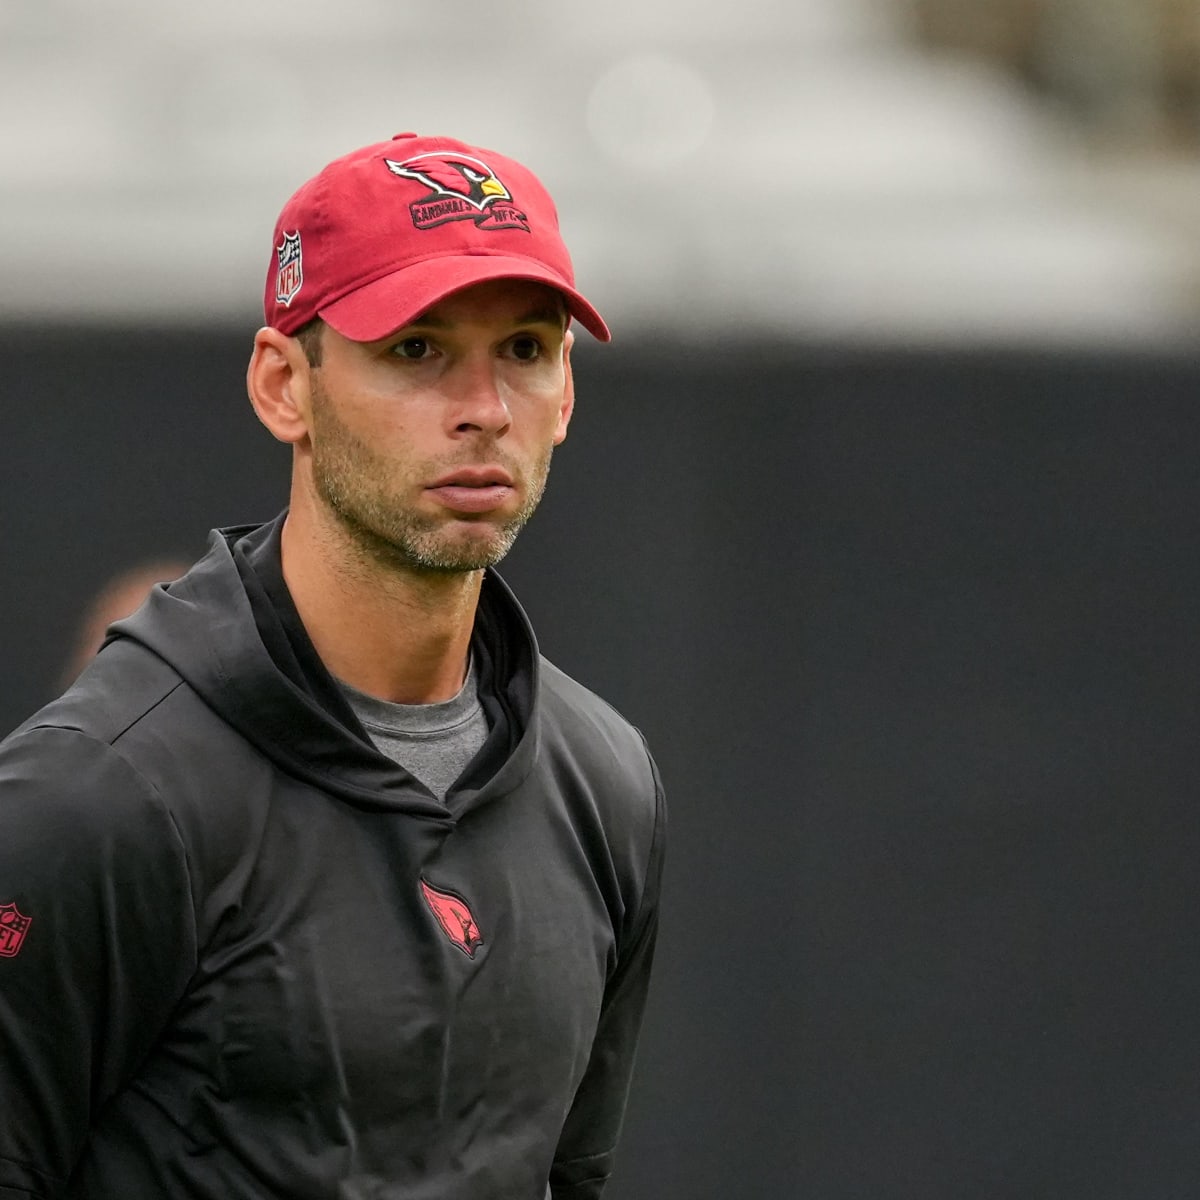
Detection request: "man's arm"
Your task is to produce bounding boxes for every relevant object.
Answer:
[0,727,197,1197]
[550,754,667,1200]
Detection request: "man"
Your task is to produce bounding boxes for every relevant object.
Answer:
[0,133,666,1200]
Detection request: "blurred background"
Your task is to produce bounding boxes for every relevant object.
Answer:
[5,1,1200,1196]
[5,0,1200,344]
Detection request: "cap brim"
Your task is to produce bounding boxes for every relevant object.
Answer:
[317,255,611,343]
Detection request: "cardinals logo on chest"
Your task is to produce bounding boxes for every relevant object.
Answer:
[385,153,530,233]
[420,878,485,958]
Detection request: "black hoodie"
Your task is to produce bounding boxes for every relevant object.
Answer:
[0,516,665,1200]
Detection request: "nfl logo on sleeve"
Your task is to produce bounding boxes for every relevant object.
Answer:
[275,231,304,306]
[0,902,32,957]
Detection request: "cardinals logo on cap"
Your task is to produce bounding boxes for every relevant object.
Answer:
[420,878,484,958]
[385,153,530,233]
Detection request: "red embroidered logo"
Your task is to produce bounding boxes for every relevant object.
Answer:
[384,153,530,233]
[420,879,484,958]
[0,902,32,958]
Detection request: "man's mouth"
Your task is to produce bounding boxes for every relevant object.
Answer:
[426,468,516,513]
[428,467,515,489]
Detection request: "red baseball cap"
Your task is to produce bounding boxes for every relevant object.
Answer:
[263,132,610,343]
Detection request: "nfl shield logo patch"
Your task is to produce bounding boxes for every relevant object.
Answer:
[275,231,304,307]
[0,902,32,958]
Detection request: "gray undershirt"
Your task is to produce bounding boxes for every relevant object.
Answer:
[338,656,489,801]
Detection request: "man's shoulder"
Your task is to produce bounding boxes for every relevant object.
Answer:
[534,656,666,937]
[3,636,245,802]
[538,655,643,736]
[12,637,185,748]
[0,646,191,850]
[1,636,268,881]
[536,656,659,794]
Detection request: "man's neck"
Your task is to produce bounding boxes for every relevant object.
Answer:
[279,509,482,705]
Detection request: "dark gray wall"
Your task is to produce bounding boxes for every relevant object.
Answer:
[5,330,1200,1198]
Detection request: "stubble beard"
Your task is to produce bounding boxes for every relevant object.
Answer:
[309,381,553,576]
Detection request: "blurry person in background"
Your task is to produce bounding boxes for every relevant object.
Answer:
[59,559,190,688]
[0,132,665,1200]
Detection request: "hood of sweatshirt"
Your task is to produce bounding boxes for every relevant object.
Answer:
[107,513,542,817]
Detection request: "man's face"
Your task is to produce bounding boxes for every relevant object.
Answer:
[302,278,575,574]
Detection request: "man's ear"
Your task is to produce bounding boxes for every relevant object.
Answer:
[246,327,313,445]
[553,329,576,446]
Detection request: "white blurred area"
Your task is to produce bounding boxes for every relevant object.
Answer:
[2,0,1199,347]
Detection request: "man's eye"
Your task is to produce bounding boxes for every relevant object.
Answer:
[508,336,542,362]
[392,337,432,360]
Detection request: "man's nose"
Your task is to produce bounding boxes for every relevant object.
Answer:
[449,359,512,437]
